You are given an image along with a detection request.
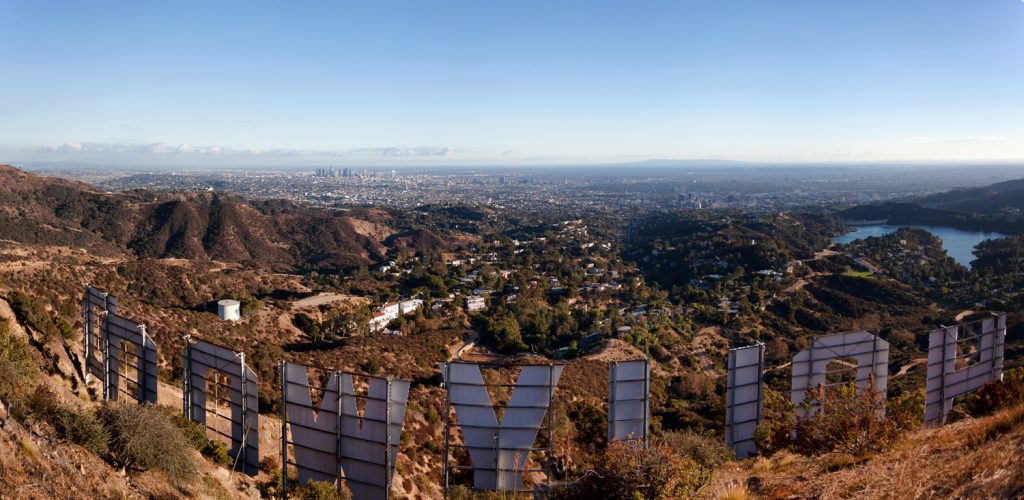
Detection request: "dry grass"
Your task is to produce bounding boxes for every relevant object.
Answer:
[710,481,752,500]
[701,405,1024,499]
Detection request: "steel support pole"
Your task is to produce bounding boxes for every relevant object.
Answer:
[642,356,649,447]
[609,362,617,441]
[183,335,192,419]
[238,351,247,473]
[939,326,950,424]
[727,351,736,448]
[102,328,110,401]
[492,430,500,490]
[547,363,555,486]
[442,363,451,499]
[335,372,343,493]
[280,361,289,497]
[385,378,393,500]
[870,334,879,395]
[755,343,764,428]
[138,325,149,403]
[83,289,91,385]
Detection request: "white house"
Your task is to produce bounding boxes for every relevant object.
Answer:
[369,311,389,332]
[381,301,400,319]
[466,296,486,312]
[399,299,423,315]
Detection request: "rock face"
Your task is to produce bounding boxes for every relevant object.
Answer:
[0,298,83,394]
[0,165,456,271]
[0,298,29,340]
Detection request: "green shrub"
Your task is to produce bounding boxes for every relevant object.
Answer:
[560,440,709,499]
[959,368,1024,417]
[753,388,796,456]
[297,480,352,500]
[424,406,440,424]
[5,291,74,342]
[202,474,233,500]
[0,317,38,405]
[25,383,63,417]
[258,467,285,498]
[757,383,904,457]
[886,388,925,432]
[26,385,109,455]
[567,400,607,454]
[162,406,236,468]
[97,402,197,485]
[202,438,234,468]
[791,383,898,456]
[59,406,111,455]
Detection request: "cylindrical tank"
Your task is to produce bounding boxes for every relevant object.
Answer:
[218,299,241,321]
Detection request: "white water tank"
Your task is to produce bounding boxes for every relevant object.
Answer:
[218,299,241,321]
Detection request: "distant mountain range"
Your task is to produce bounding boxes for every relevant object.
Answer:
[0,164,451,270]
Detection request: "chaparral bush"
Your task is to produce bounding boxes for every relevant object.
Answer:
[557,440,709,499]
[97,402,197,485]
[958,368,1024,418]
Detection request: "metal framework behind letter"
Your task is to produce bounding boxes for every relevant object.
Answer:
[102,312,158,404]
[182,337,259,476]
[337,373,410,499]
[441,362,564,492]
[281,362,410,499]
[790,331,889,419]
[83,285,118,386]
[925,314,1006,426]
[608,357,649,444]
[725,343,764,458]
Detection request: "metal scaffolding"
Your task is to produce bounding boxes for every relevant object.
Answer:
[725,343,764,458]
[102,312,158,404]
[280,361,409,499]
[82,285,118,386]
[790,330,889,419]
[182,336,259,476]
[441,361,563,495]
[608,356,650,445]
[925,313,1006,425]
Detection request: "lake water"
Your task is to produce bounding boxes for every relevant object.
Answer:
[832,224,1007,267]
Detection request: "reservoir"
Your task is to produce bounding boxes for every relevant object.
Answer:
[832,224,1007,268]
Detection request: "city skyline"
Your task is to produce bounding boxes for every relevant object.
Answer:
[2,1,1023,166]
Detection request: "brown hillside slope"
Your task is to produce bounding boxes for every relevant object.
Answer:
[702,406,1024,499]
[0,164,456,270]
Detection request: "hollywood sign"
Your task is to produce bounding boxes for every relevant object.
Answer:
[725,315,1006,457]
[81,286,1006,495]
[81,287,649,497]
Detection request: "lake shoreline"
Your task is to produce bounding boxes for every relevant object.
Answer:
[832,224,1008,268]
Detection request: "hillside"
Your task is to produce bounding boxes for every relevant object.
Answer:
[1,163,1022,499]
[838,177,1024,234]
[703,404,1024,498]
[918,177,1024,214]
[0,165,457,271]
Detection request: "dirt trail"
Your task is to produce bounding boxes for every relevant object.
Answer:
[292,293,365,309]
[895,357,927,377]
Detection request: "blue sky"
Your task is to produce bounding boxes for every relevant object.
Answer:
[1,0,1022,166]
